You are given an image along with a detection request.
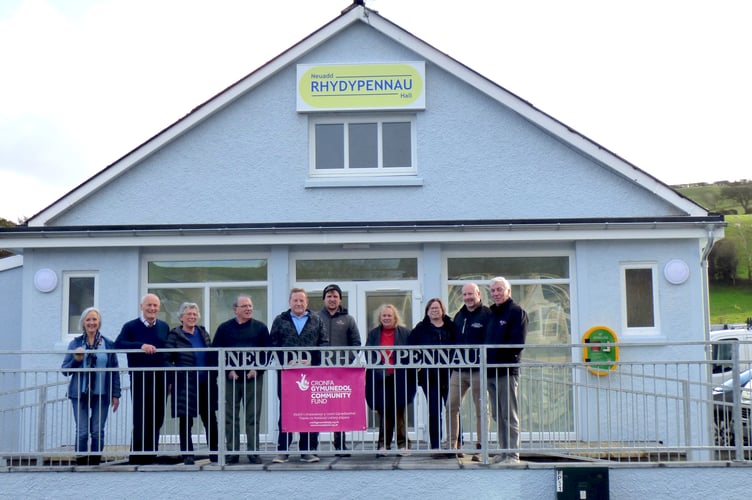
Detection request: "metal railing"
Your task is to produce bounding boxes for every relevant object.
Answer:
[1,341,750,468]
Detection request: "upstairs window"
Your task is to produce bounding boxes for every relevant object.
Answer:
[310,115,416,175]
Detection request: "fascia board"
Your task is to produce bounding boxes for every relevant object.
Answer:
[3,224,725,250]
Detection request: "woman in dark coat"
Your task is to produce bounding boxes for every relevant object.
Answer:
[409,297,455,456]
[366,304,416,455]
[166,302,218,464]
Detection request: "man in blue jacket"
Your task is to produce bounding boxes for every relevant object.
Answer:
[115,293,170,465]
[271,288,329,463]
[485,277,527,464]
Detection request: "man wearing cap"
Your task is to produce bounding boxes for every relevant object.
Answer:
[317,284,362,456]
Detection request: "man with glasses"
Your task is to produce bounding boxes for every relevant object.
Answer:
[213,295,271,464]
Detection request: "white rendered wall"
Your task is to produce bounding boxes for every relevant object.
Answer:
[2,466,751,499]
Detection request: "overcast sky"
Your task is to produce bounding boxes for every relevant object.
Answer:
[1,0,750,221]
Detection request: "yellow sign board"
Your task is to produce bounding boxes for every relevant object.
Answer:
[297,62,425,111]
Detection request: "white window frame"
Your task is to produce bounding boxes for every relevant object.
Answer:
[308,114,417,177]
[62,271,98,338]
[620,262,660,336]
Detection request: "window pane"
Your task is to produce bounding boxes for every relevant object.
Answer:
[67,277,95,334]
[365,290,412,331]
[210,287,269,336]
[448,257,570,280]
[296,258,418,281]
[148,288,204,328]
[382,122,411,168]
[148,260,267,283]
[712,341,734,374]
[348,122,378,169]
[315,123,344,169]
[308,291,350,318]
[625,268,655,327]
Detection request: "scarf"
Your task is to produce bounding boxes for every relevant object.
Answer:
[81,331,103,392]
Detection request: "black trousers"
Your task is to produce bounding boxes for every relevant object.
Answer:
[130,370,166,463]
[178,380,219,456]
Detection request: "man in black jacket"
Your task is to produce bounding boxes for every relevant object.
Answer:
[446,282,492,460]
[212,295,270,464]
[486,277,527,464]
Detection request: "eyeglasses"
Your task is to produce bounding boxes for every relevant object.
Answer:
[235,304,254,309]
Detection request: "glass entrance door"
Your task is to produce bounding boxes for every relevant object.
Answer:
[302,281,422,446]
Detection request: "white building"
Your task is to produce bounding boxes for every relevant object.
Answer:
[0,3,732,496]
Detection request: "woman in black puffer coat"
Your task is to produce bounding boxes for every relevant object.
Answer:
[409,298,455,455]
[166,302,219,464]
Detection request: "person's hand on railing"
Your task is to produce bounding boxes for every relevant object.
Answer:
[247,369,258,379]
[73,346,84,362]
[140,343,157,354]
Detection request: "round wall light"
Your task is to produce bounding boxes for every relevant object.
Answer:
[664,259,690,285]
[33,268,58,293]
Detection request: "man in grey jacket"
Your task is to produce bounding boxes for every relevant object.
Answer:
[317,284,361,456]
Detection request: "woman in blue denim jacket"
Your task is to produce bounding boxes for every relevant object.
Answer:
[61,307,121,465]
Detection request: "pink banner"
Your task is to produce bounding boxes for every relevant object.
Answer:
[281,367,367,432]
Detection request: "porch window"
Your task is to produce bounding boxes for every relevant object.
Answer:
[146,259,268,336]
[447,255,573,436]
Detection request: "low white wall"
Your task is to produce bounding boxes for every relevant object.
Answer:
[3,465,752,499]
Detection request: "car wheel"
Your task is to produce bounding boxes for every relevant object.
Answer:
[714,415,735,446]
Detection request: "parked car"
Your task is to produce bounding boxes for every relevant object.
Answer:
[710,321,752,388]
[712,368,752,446]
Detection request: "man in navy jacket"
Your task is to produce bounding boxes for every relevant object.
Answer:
[115,293,170,465]
[485,277,527,464]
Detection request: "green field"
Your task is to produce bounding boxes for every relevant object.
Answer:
[710,282,752,324]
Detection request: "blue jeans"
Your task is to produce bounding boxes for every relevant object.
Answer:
[71,394,110,453]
